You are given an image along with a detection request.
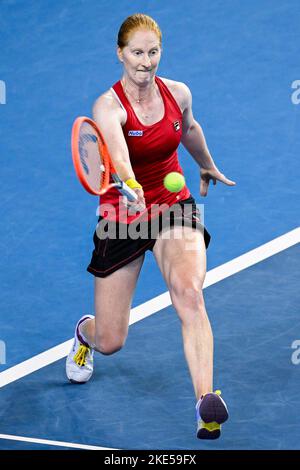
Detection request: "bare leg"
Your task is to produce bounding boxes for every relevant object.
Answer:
[153,227,213,400]
[180,299,213,399]
[81,254,145,354]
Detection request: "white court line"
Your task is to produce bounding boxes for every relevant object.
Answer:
[0,433,117,450]
[0,227,299,390]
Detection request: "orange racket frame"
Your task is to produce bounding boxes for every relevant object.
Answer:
[71,116,137,201]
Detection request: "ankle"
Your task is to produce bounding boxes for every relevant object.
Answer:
[197,388,212,402]
[80,318,92,337]
[78,318,95,348]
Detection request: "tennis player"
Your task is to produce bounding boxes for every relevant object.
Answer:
[66,13,235,440]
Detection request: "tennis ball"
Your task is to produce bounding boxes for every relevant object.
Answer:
[163,172,185,192]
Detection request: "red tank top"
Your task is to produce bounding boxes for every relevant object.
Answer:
[99,75,190,223]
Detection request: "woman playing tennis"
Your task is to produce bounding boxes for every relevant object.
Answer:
[66,13,235,440]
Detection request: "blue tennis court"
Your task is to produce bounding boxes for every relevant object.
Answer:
[0,0,299,450]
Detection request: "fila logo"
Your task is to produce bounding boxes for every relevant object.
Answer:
[128,130,143,137]
[173,120,181,131]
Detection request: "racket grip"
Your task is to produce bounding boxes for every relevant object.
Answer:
[118,182,138,201]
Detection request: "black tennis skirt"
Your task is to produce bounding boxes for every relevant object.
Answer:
[87,196,211,278]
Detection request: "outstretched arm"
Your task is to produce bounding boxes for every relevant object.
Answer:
[93,93,145,210]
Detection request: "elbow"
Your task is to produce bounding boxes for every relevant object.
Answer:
[182,120,197,140]
[186,119,198,135]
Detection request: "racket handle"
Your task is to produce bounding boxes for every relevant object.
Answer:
[111,173,139,201]
[114,180,138,201]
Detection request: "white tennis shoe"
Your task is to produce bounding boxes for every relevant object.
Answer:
[66,314,95,384]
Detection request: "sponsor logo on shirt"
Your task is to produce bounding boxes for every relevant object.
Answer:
[128,130,144,137]
[173,120,181,131]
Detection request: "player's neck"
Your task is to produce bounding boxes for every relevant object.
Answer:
[121,76,158,104]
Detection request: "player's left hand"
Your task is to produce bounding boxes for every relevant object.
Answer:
[200,167,236,197]
[123,188,146,215]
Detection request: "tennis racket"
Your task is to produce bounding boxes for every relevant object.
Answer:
[71,116,138,201]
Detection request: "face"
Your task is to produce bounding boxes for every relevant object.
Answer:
[117,29,162,86]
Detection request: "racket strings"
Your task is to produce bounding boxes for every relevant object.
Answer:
[78,122,108,192]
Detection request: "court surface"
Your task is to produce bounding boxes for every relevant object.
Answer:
[0,0,299,450]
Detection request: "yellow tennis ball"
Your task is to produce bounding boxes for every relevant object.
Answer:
[163,172,185,192]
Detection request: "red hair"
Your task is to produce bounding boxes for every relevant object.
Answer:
[117,13,162,49]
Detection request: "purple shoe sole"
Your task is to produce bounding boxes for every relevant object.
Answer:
[197,427,221,440]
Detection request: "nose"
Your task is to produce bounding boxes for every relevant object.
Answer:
[140,54,152,68]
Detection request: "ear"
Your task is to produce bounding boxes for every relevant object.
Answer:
[117,46,123,63]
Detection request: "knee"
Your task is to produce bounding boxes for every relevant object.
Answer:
[170,277,205,318]
[94,334,126,356]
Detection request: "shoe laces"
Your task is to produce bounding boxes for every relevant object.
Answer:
[73,344,90,367]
